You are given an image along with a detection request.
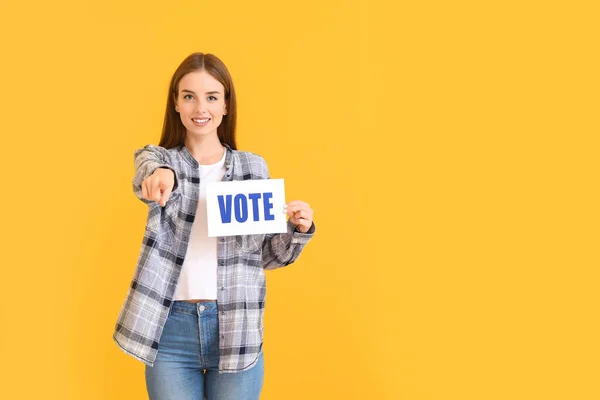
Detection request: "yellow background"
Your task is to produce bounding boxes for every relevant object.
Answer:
[1,1,598,399]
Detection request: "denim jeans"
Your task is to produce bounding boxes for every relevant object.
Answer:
[145,300,264,399]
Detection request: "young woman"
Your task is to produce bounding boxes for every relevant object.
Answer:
[113,52,316,400]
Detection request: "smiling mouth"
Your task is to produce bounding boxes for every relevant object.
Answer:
[192,118,211,123]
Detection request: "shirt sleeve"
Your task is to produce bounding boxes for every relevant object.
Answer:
[262,219,316,270]
[257,156,316,270]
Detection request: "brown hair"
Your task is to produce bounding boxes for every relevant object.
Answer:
[158,52,237,150]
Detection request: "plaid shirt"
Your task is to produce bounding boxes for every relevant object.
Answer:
[113,143,315,373]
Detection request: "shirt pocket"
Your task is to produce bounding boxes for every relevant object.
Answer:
[236,234,265,253]
[145,193,181,245]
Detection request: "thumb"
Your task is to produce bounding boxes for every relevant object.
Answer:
[159,187,172,207]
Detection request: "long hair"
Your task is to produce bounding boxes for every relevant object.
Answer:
[158,52,237,150]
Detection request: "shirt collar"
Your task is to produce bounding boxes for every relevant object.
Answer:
[179,143,233,169]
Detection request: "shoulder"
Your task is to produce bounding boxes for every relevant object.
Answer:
[134,144,182,165]
[135,143,175,158]
[234,149,267,165]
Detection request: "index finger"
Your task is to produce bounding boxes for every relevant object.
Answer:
[285,200,309,208]
[150,177,161,202]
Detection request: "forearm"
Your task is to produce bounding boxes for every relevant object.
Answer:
[262,220,316,270]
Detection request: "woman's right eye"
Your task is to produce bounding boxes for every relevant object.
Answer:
[183,94,193,100]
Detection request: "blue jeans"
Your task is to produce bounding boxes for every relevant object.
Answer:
[145,301,264,399]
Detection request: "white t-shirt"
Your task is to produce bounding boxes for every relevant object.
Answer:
[173,148,226,300]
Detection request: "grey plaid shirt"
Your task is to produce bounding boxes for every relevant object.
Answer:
[113,143,315,373]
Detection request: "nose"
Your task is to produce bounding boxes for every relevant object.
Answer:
[194,99,209,114]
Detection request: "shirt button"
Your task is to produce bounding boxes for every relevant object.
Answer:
[221,335,225,339]
[221,311,225,315]
[220,287,225,291]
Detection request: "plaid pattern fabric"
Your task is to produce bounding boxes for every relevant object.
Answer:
[113,143,315,373]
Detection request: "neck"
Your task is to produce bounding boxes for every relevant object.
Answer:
[185,133,225,165]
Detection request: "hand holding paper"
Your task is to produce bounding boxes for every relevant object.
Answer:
[283,200,314,233]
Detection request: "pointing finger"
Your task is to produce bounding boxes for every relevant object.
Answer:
[159,187,172,207]
[150,177,161,202]
[142,179,148,200]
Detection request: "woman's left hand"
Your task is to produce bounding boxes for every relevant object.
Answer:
[283,200,314,233]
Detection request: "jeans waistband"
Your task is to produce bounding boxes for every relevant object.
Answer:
[171,300,218,315]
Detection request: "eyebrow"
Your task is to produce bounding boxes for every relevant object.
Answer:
[181,89,221,95]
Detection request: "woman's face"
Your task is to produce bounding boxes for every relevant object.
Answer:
[175,70,227,140]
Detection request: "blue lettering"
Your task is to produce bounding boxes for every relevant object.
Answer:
[217,195,233,223]
[234,194,248,222]
[248,193,262,221]
[218,192,277,224]
[263,192,274,221]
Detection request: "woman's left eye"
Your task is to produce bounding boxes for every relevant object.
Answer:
[208,96,217,101]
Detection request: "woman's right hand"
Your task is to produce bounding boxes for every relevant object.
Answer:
[141,168,175,207]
